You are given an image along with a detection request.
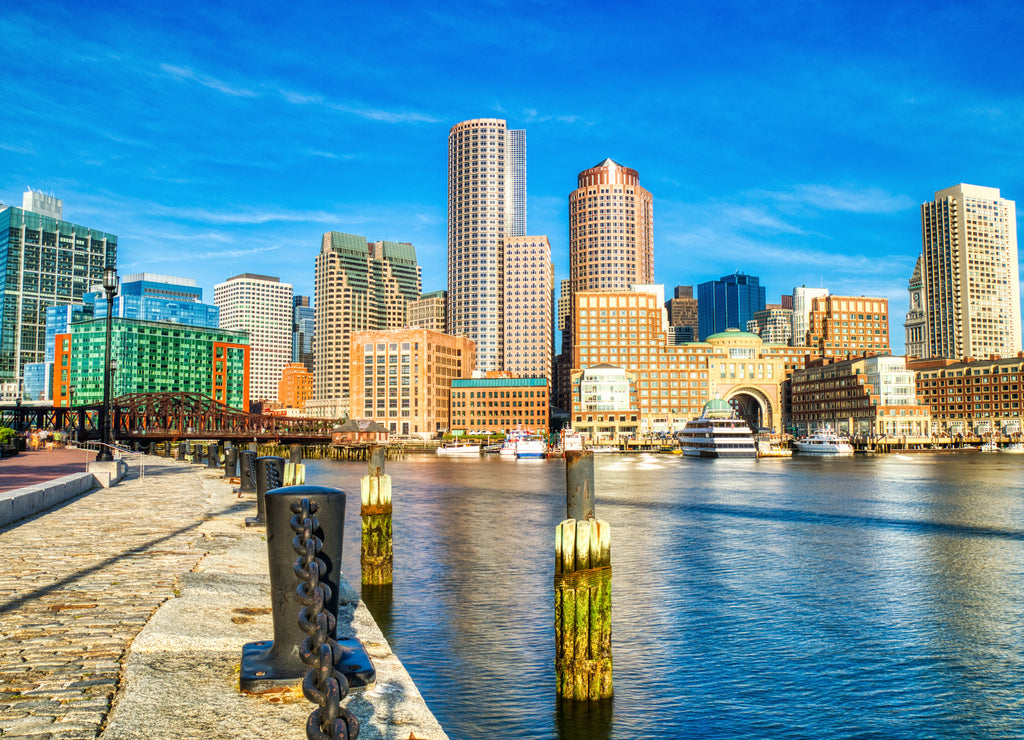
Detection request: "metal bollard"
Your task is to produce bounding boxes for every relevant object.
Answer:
[223,446,238,478]
[237,450,258,494]
[289,443,303,464]
[565,450,596,520]
[207,443,221,469]
[178,442,187,461]
[245,456,285,527]
[239,485,375,693]
[146,441,155,455]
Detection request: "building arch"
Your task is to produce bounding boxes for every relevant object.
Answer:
[723,386,774,432]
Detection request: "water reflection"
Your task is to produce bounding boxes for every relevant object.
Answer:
[309,453,1024,739]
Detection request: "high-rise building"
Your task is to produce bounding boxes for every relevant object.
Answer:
[314,232,422,409]
[0,193,117,398]
[912,184,1020,360]
[214,273,293,403]
[447,118,526,372]
[697,273,766,340]
[408,290,447,332]
[666,285,698,336]
[747,306,794,344]
[791,286,829,347]
[293,295,315,373]
[806,295,890,358]
[503,236,554,382]
[87,273,219,328]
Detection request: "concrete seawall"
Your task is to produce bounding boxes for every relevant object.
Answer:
[0,456,448,740]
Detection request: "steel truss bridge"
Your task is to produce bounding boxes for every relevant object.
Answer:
[0,392,337,443]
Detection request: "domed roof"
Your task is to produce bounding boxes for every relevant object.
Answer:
[704,398,732,411]
[705,329,762,342]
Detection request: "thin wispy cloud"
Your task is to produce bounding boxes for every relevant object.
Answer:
[146,245,281,262]
[159,63,258,97]
[147,204,342,226]
[760,185,917,214]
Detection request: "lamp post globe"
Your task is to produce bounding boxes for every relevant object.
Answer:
[96,266,119,462]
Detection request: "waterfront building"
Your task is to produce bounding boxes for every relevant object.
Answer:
[408,290,447,332]
[571,364,638,441]
[909,354,1024,437]
[349,327,475,437]
[292,295,315,373]
[278,362,314,410]
[64,318,249,410]
[87,273,219,328]
[904,257,927,360]
[22,362,51,403]
[911,184,1020,360]
[447,118,526,372]
[557,279,571,334]
[805,294,890,357]
[747,306,793,344]
[791,286,829,347]
[571,288,810,438]
[503,235,554,382]
[697,273,766,340]
[666,285,699,337]
[0,193,117,398]
[790,355,931,437]
[214,273,292,404]
[314,232,422,414]
[450,374,550,436]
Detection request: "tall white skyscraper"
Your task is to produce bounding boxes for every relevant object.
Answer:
[447,118,527,372]
[214,273,293,403]
[791,286,829,346]
[503,235,554,382]
[912,183,1020,360]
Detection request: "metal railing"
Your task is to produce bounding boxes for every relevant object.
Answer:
[78,441,145,480]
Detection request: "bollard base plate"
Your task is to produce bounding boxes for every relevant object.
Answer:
[239,638,376,694]
[244,516,265,527]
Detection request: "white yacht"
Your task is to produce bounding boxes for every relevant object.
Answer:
[678,400,757,458]
[436,442,481,456]
[515,435,548,459]
[793,426,854,455]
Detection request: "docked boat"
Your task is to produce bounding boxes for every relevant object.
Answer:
[979,440,1000,452]
[561,429,584,453]
[793,426,854,455]
[757,439,792,458]
[436,442,481,456]
[515,435,548,459]
[678,400,757,458]
[1001,443,1024,453]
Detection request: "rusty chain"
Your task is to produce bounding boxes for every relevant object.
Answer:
[247,453,257,489]
[292,498,359,740]
[266,460,282,490]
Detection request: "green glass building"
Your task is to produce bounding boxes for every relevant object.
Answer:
[0,202,117,394]
[67,318,250,410]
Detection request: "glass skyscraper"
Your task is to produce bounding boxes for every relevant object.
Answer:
[85,273,219,328]
[697,273,766,340]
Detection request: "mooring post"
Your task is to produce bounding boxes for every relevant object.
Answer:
[223,446,238,478]
[239,485,375,694]
[246,456,285,527]
[360,444,393,585]
[236,450,258,495]
[555,450,612,701]
[289,443,302,464]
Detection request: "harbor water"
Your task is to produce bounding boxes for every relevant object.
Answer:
[307,452,1024,739]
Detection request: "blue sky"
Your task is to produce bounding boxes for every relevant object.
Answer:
[3,0,1023,354]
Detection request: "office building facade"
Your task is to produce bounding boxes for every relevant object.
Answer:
[805,295,890,358]
[314,232,422,409]
[447,118,526,372]
[910,354,1024,436]
[697,273,766,340]
[913,184,1020,360]
[791,286,829,347]
[450,375,550,435]
[88,273,219,328]
[0,196,117,397]
[503,235,554,382]
[408,290,447,332]
[292,295,315,373]
[214,273,293,403]
[747,306,794,344]
[278,362,314,409]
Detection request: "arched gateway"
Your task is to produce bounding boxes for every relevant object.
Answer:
[724,387,774,432]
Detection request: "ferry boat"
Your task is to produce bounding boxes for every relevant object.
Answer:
[436,442,481,457]
[561,429,584,453]
[678,400,757,458]
[792,426,854,455]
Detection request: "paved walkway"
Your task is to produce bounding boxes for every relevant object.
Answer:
[0,449,95,494]
[0,456,448,740]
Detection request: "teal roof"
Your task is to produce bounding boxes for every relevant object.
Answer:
[704,399,732,411]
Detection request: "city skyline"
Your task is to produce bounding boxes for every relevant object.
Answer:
[3,1,1024,357]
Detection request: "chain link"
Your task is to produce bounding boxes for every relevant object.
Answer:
[247,453,257,489]
[266,460,282,490]
[292,498,359,740]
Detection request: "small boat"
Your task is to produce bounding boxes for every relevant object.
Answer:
[436,442,481,456]
[793,426,854,455]
[678,400,757,458]
[1001,443,1024,453]
[979,441,999,452]
[587,445,620,454]
[515,435,548,459]
[561,429,584,453]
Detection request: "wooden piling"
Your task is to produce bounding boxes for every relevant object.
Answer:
[360,446,393,585]
[555,516,612,700]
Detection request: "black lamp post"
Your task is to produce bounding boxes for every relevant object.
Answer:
[96,265,119,462]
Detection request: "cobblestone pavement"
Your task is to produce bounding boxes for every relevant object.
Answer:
[0,458,215,739]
